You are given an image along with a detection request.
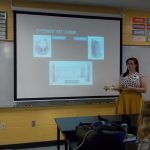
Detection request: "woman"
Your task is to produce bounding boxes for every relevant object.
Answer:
[113,57,147,115]
[137,103,150,150]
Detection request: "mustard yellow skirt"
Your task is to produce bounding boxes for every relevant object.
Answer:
[115,91,144,115]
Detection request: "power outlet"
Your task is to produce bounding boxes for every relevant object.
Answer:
[0,122,6,129]
[31,120,36,127]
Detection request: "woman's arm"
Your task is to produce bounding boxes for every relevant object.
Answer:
[111,79,123,92]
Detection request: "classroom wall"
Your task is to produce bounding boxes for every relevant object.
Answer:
[123,9,150,45]
[0,0,13,41]
[0,103,115,145]
[2,0,150,45]
[0,0,150,145]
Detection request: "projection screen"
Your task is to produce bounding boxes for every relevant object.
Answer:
[14,11,122,101]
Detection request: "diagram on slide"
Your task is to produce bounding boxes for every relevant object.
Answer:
[88,36,104,60]
[33,35,52,57]
[49,61,93,85]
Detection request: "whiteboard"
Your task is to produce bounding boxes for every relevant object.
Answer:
[123,45,150,101]
[0,41,14,107]
[0,43,149,107]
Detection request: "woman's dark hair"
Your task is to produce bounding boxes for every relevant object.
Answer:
[122,57,139,77]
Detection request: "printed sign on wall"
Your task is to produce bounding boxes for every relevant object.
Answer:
[132,17,146,42]
[0,11,7,40]
[147,18,150,41]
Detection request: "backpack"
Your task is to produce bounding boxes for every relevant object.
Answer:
[74,120,126,150]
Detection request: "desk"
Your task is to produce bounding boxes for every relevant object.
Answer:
[55,115,137,150]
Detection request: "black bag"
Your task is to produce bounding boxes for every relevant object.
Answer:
[74,120,126,150]
[76,123,92,143]
[75,116,108,144]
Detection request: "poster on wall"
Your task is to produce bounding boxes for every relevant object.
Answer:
[147,18,150,42]
[131,17,146,42]
[132,17,145,23]
[132,36,146,42]
[0,11,7,40]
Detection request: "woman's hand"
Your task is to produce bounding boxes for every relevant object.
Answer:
[123,86,146,93]
[111,85,123,92]
[124,86,135,91]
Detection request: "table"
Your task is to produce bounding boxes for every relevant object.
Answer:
[55,115,137,150]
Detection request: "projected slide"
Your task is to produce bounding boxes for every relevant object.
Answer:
[33,35,52,58]
[88,36,104,60]
[49,61,93,85]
